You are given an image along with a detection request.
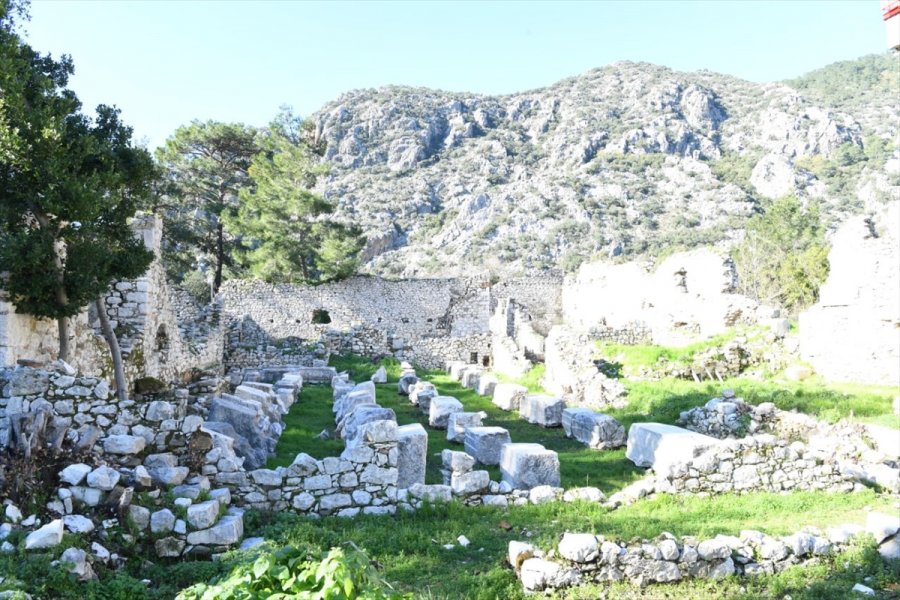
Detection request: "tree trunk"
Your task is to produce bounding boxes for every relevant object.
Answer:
[57,317,69,362]
[94,297,127,402]
[214,221,224,293]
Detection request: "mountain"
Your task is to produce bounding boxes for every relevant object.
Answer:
[306,54,900,278]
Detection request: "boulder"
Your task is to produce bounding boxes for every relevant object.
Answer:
[86,466,120,491]
[625,423,720,471]
[59,463,92,486]
[450,470,491,496]
[464,426,511,465]
[446,411,487,443]
[500,443,560,489]
[519,394,565,427]
[428,396,464,429]
[396,423,427,489]
[562,408,626,449]
[25,519,64,550]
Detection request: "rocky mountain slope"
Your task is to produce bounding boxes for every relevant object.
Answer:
[307,54,899,277]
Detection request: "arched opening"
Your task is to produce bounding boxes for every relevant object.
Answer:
[481,355,491,367]
[312,309,332,324]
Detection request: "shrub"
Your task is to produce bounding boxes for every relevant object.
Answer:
[180,270,212,303]
[731,196,829,315]
[175,545,403,600]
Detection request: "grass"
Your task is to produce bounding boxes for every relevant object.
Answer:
[269,356,644,491]
[240,490,898,599]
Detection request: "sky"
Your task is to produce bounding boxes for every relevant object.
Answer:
[25,0,889,150]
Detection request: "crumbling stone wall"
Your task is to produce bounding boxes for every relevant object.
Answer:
[800,201,900,385]
[562,248,759,347]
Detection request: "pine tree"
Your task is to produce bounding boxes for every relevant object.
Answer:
[229,110,363,284]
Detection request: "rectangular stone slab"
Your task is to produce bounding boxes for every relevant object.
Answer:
[493,383,528,411]
[563,408,626,449]
[397,423,427,489]
[296,366,338,384]
[447,411,486,443]
[519,394,565,427]
[626,423,720,471]
[500,443,560,489]
[428,396,464,429]
[464,426,511,465]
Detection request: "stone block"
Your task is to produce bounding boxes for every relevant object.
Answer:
[86,466,120,491]
[492,383,528,411]
[186,514,243,546]
[398,372,419,395]
[464,426,512,465]
[441,449,475,473]
[102,434,146,455]
[371,366,388,383]
[397,423,427,489]
[625,423,720,472]
[450,470,490,496]
[59,463,92,486]
[562,408,626,449]
[428,396,463,429]
[519,394,565,427]
[187,500,220,530]
[500,443,560,489]
[296,366,338,384]
[460,366,484,390]
[339,405,396,444]
[446,411,487,443]
[476,374,499,396]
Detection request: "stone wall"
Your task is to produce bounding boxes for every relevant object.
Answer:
[653,434,856,496]
[799,201,900,386]
[562,248,759,347]
[543,325,626,409]
[0,215,225,390]
[511,515,900,592]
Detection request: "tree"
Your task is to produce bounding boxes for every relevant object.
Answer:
[228,110,363,284]
[155,121,258,292]
[0,0,156,399]
[731,196,829,315]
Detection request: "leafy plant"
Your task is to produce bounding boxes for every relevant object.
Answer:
[176,545,403,600]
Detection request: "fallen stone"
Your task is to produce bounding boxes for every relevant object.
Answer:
[86,466,120,491]
[464,426,511,465]
[562,408,626,449]
[188,500,221,530]
[371,366,387,384]
[519,395,565,427]
[446,411,487,443]
[625,423,719,471]
[59,463,92,486]
[492,383,527,411]
[428,396,464,429]
[25,519,64,550]
[558,533,599,562]
[500,443,560,489]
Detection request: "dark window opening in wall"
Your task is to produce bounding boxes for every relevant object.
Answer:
[312,309,332,324]
[401,317,409,324]
[155,325,170,358]
[469,352,478,364]
[426,318,433,323]
[377,317,383,323]
[482,355,491,367]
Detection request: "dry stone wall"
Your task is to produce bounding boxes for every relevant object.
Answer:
[799,201,900,386]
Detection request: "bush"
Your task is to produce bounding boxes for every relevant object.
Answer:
[180,269,212,303]
[731,196,829,315]
[176,545,403,599]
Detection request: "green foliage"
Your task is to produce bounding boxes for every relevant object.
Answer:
[596,329,743,372]
[155,120,259,290]
[176,545,402,600]
[709,151,761,193]
[0,0,155,357]
[787,53,900,111]
[179,269,212,303]
[731,196,829,314]
[228,110,364,284]
[795,138,897,200]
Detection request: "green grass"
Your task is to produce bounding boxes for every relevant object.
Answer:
[241,490,898,599]
[596,329,744,369]
[269,356,644,490]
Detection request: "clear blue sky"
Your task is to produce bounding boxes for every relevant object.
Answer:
[26,0,888,149]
